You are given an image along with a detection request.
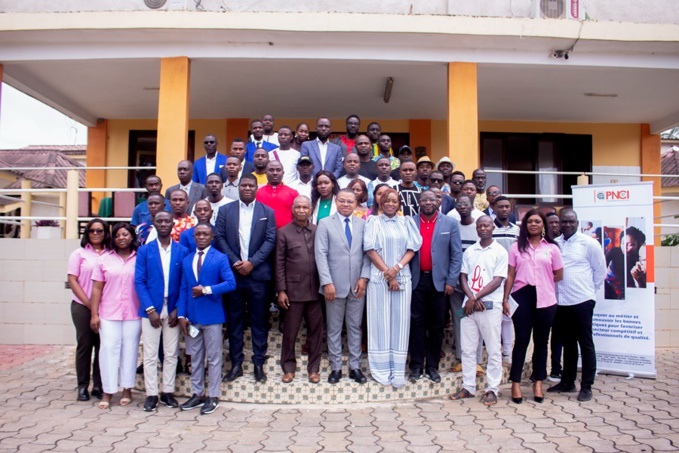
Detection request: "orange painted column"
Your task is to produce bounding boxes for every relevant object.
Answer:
[409,119,432,158]
[641,123,661,241]
[86,119,108,213]
[447,62,479,177]
[226,118,251,147]
[156,57,191,187]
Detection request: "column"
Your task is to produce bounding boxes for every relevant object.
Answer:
[156,57,191,187]
[226,118,250,148]
[87,119,107,213]
[641,123,661,240]
[447,62,479,177]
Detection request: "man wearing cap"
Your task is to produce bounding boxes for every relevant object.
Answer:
[289,157,314,199]
[436,157,455,194]
[414,156,434,190]
[390,145,414,180]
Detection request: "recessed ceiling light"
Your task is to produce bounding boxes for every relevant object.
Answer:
[584,93,618,98]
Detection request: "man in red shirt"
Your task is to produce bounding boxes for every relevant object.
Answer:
[256,160,299,229]
[409,190,462,383]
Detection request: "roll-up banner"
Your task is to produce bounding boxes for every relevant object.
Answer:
[572,182,656,379]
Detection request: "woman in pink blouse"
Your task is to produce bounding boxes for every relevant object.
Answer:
[90,223,141,409]
[503,209,563,404]
[67,218,110,402]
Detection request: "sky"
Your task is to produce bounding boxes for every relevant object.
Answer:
[0,83,88,149]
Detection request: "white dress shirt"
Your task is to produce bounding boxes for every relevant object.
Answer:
[180,181,193,195]
[317,138,329,170]
[290,179,313,200]
[204,155,217,176]
[156,239,172,299]
[238,201,256,262]
[192,246,212,294]
[555,232,607,306]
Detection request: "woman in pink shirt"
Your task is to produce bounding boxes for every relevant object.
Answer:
[90,223,141,409]
[68,218,110,402]
[503,209,563,404]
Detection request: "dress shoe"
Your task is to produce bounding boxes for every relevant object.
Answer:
[308,372,321,384]
[91,387,103,400]
[328,370,342,384]
[349,369,367,384]
[222,364,243,382]
[547,382,577,393]
[533,382,544,403]
[282,372,295,384]
[143,395,159,412]
[200,397,219,415]
[180,394,204,411]
[254,365,267,383]
[136,363,144,374]
[577,388,593,402]
[426,368,441,383]
[160,392,179,408]
[77,387,90,402]
[408,368,423,383]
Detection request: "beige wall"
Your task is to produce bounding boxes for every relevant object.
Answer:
[654,246,679,347]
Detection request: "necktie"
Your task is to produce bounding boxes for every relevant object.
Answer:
[197,251,204,277]
[256,141,261,148]
[345,217,352,248]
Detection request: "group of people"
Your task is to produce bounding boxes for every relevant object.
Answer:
[68,114,607,416]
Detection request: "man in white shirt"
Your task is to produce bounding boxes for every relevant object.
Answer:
[337,152,371,189]
[450,215,507,406]
[201,173,233,225]
[548,208,606,402]
[250,114,279,146]
[268,125,299,185]
[289,157,314,199]
[367,156,399,207]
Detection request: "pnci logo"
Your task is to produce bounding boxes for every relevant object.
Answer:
[595,190,630,202]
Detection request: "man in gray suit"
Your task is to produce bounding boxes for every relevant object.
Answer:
[409,190,462,383]
[300,117,343,178]
[315,188,371,384]
[165,160,209,214]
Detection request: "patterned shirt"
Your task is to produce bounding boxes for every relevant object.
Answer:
[171,215,197,242]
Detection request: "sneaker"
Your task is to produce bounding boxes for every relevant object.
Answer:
[160,392,179,408]
[200,397,219,415]
[143,395,159,412]
[502,355,512,366]
[548,372,562,382]
[180,394,204,411]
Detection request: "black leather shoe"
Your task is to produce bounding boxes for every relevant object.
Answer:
[254,365,267,383]
[349,369,367,384]
[77,387,90,402]
[577,388,593,402]
[143,395,159,412]
[180,394,204,411]
[426,368,441,383]
[408,368,423,383]
[160,392,179,408]
[328,370,342,384]
[136,363,144,375]
[91,387,103,400]
[222,364,243,382]
[200,397,220,415]
[547,382,577,393]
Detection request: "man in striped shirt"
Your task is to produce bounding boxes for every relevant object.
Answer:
[548,208,606,402]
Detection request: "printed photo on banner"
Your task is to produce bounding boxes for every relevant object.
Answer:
[603,225,625,300]
[625,218,647,289]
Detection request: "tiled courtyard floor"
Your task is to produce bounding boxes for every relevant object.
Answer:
[0,345,678,452]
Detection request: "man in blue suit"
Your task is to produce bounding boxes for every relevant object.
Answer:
[409,190,463,383]
[135,211,190,412]
[193,135,228,185]
[245,120,278,163]
[300,117,343,178]
[177,223,236,415]
[214,173,277,383]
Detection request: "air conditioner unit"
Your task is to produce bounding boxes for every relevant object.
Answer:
[531,0,583,20]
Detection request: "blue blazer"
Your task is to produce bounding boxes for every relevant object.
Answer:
[134,240,189,317]
[180,224,215,254]
[300,140,343,178]
[244,141,277,163]
[177,247,236,325]
[411,213,463,292]
[214,200,276,282]
[193,152,228,185]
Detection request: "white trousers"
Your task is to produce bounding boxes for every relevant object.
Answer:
[141,304,180,396]
[99,318,142,394]
[502,314,514,357]
[461,304,502,395]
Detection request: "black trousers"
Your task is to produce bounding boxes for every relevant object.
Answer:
[227,277,270,367]
[555,300,597,390]
[550,314,563,375]
[409,272,447,371]
[510,285,557,382]
[70,301,102,389]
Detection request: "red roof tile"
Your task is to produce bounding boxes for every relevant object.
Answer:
[0,146,86,189]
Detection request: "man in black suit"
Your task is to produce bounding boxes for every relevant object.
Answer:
[214,173,277,383]
[165,160,208,215]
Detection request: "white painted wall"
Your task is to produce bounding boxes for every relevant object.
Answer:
[1,0,678,25]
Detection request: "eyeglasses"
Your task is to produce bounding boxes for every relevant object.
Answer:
[450,180,463,185]
[336,199,355,205]
[429,178,444,183]
[88,229,105,234]
[204,140,215,144]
